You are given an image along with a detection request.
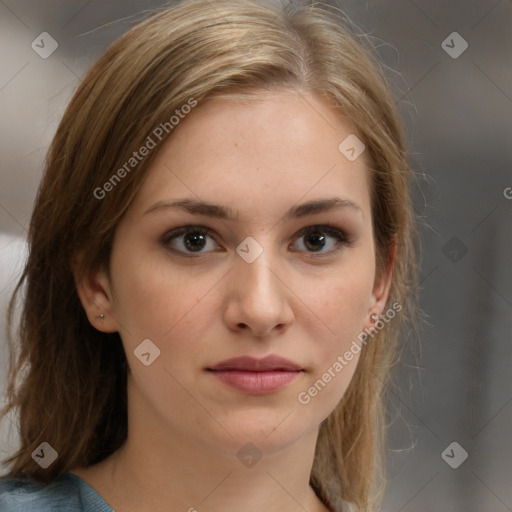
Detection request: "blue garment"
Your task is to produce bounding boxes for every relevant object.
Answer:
[0,471,112,511]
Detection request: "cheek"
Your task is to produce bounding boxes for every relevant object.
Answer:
[109,250,217,403]
[304,260,375,341]
[309,283,367,382]
[109,244,219,345]
[295,257,374,409]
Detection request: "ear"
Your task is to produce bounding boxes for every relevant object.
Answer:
[363,238,396,330]
[71,250,118,333]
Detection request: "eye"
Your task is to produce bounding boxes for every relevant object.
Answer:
[160,226,221,256]
[290,224,352,258]
[160,223,352,258]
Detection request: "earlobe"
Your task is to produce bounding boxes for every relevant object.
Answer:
[71,251,118,333]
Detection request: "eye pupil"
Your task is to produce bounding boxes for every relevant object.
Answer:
[185,232,206,251]
[305,232,326,252]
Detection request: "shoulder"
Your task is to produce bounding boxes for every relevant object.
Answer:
[0,472,84,511]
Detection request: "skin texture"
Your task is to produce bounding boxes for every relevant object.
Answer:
[72,89,393,512]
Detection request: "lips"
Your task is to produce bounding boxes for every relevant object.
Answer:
[207,355,303,394]
[207,355,302,372]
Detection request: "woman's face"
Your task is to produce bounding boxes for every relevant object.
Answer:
[87,89,391,458]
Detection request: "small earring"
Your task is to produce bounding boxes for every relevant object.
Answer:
[97,313,105,323]
[371,313,378,322]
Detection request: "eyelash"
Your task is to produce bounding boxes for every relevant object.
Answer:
[160,223,353,259]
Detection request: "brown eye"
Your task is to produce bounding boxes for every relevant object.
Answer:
[161,226,220,255]
[303,231,327,252]
[291,224,351,257]
[160,223,352,259]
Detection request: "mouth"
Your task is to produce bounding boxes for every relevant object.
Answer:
[206,355,303,394]
[207,355,303,372]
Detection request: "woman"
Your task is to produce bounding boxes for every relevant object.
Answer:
[0,0,419,511]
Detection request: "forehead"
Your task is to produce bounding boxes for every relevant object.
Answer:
[129,90,372,222]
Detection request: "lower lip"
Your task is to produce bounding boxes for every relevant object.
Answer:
[208,370,301,394]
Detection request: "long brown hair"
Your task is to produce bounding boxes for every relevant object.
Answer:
[1,1,420,510]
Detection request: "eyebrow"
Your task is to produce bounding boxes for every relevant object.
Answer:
[143,196,363,220]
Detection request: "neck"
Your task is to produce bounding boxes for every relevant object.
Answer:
[99,427,329,512]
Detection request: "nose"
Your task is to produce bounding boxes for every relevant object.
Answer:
[223,244,294,338]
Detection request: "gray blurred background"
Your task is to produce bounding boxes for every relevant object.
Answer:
[0,1,511,511]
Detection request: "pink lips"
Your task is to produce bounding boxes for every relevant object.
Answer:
[207,355,303,395]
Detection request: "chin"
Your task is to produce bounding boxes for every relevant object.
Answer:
[203,410,319,459]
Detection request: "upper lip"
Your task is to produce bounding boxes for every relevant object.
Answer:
[208,355,303,372]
